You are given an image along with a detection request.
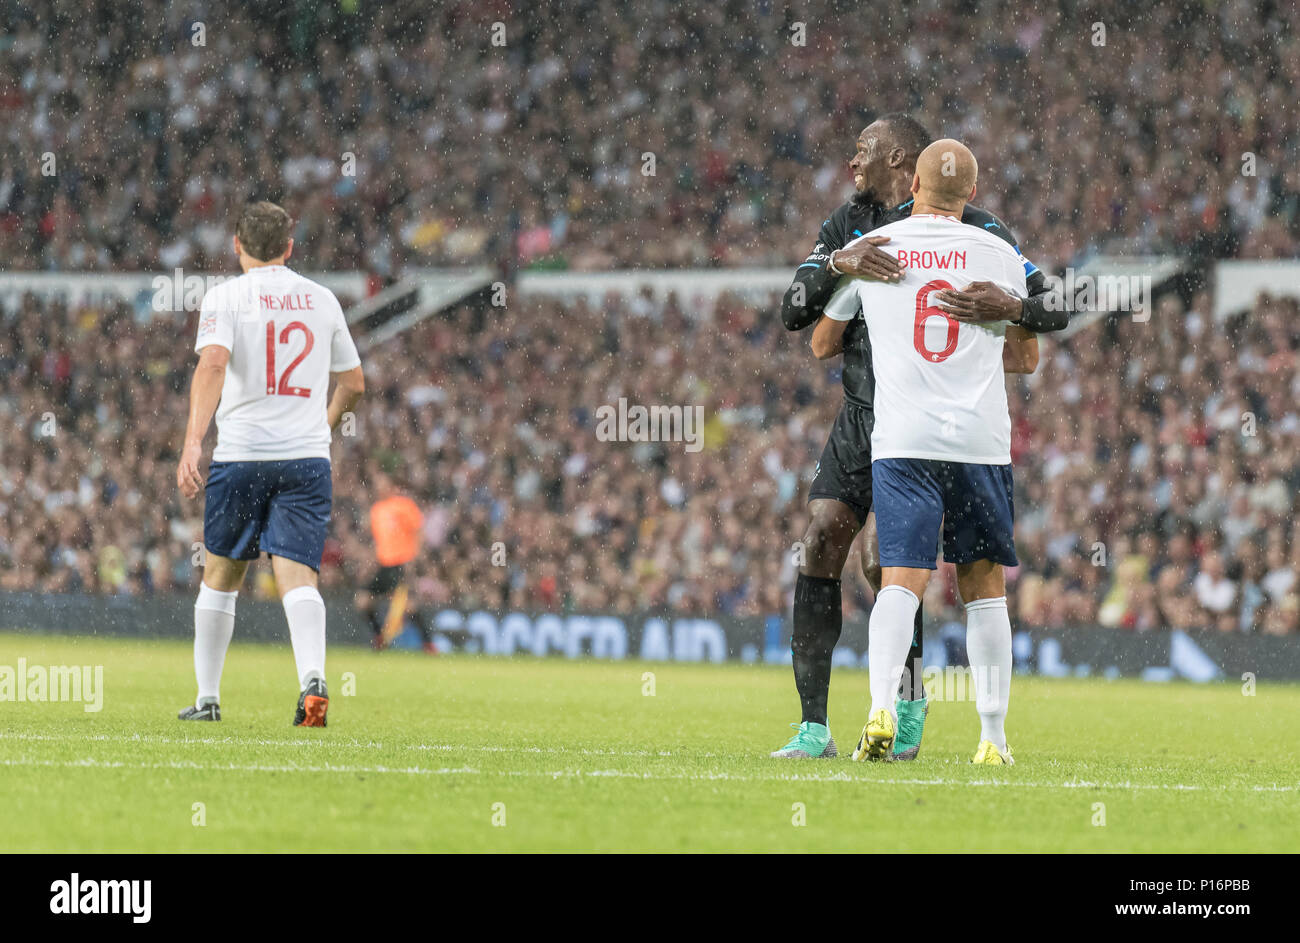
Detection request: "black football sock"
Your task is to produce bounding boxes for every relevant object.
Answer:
[412,610,433,644]
[364,608,383,637]
[899,602,926,700]
[791,573,842,727]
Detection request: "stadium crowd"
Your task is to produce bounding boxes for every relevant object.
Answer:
[2,0,1300,276]
[2,0,1299,637]
[2,285,1299,638]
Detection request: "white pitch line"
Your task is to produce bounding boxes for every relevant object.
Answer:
[0,755,1296,793]
[0,757,479,776]
[0,731,705,758]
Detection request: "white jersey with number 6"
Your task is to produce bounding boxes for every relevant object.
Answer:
[824,214,1028,464]
[195,264,361,462]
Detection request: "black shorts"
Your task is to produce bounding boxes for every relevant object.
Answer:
[368,564,406,595]
[809,402,874,525]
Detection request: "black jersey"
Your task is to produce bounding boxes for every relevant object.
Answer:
[780,197,1062,410]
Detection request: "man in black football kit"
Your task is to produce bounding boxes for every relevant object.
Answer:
[771,113,1067,761]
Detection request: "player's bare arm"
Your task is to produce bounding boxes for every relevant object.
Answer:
[938,268,1069,333]
[830,236,902,282]
[177,344,229,499]
[810,314,849,359]
[1002,324,1039,374]
[935,279,1024,324]
[328,365,366,431]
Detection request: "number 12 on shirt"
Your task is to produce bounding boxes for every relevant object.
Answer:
[265,321,315,397]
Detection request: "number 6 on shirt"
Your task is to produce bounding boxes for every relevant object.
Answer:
[914,279,959,364]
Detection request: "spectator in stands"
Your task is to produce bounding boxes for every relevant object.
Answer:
[2,1,1299,275]
[2,284,1300,639]
[1193,552,1237,618]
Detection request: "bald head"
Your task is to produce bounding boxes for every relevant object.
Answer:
[912,139,978,213]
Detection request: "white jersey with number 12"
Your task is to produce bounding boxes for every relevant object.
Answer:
[195,264,361,462]
[824,214,1028,465]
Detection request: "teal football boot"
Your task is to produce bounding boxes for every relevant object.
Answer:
[891,697,928,760]
[770,721,837,758]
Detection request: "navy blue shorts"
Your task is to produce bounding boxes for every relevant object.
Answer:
[203,458,332,571]
[871,458,1017,570]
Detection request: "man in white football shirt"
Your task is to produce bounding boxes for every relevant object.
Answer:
[813,140,1037,765]
[175,201,365,726]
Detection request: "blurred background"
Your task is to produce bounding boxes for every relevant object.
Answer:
[2,1,1299,673]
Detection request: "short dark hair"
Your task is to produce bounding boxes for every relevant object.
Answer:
[236,201,293,261]
[876,113,933,159]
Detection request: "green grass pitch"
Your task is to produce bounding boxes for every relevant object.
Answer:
[1,631,1297,852]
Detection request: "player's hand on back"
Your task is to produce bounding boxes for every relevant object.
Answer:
[177,441,205,499]
[831,236,902,282]
[936,280,1023,323]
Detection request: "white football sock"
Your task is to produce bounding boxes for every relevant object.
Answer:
[966,596,1012,752]
[283,585,327,690]
[869,585,920,723]
[194,583,237,706]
